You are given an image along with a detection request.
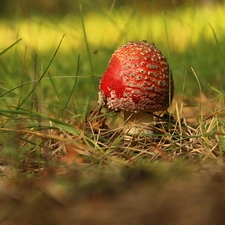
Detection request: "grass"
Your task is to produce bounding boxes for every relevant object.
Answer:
[0,1,225,224]
[1,2,225,97]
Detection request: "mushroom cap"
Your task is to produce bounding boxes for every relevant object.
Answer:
[98,41,174,113]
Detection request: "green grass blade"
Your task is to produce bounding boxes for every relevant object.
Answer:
[208,23,220,47]
[208,23,225,93]
[16,35,65,109]
[162,12,170,59]
[162,12,172,124]
[48,72,62,104]
[0,38,22,56]
[79,3,96,88]
[60,55,80,118]
[17,46,28,109]
[0,108,80,135]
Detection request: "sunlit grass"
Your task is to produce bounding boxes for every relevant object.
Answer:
[1,3,224,103]
[1,4,225,53]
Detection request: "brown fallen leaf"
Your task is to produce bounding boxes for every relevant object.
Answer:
[43,136,91,176]
[61,143,84,165]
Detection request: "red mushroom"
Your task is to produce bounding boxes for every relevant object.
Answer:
[98,40,174,137]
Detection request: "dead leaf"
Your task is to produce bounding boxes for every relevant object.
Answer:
[61,143,84,165]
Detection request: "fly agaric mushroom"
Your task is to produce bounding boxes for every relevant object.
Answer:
[98,40,174,137]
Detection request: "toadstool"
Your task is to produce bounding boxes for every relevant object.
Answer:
[98,40,174,137]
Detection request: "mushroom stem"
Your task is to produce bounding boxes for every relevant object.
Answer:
[123,111,154,136]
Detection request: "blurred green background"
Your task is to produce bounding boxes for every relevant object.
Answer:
[0,0,225,118]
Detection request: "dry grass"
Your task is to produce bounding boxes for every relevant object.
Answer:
[0,93,224,179]
[85,110,223,163]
